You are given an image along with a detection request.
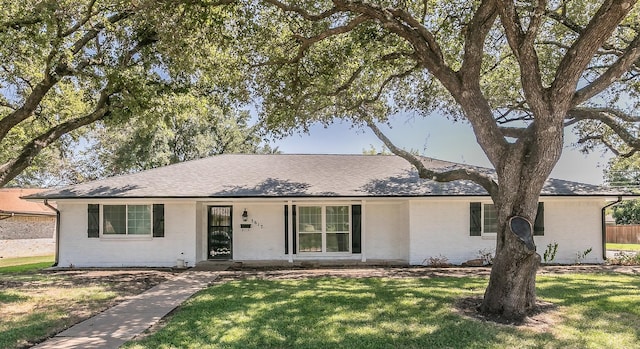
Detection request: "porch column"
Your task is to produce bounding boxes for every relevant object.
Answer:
[361,200,366,262]
[288,200,293,263]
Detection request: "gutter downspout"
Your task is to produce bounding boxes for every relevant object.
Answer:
[602,196,623,261]
[44,200,60,267]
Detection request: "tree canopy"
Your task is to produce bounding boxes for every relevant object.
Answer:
[0,0,250,187]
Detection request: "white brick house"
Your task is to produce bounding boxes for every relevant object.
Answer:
[26,154,630,267]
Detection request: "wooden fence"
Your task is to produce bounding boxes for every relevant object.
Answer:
[606,225,640,244]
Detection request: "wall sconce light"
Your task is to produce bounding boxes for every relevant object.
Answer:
[241,209,251,229]
[242,209,249,222]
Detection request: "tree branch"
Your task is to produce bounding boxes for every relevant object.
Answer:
[290,15,369,63]
[573,32,640,105]
[0,90,114,187]
[499,126,529,138]
[0,9,133,143]
[577,134,638,157]
[0,16,42,33]
[62,0,98,37]
[366,118,499,196]
[328,0,461,93]
[361,64,420,103]
[551,0,638,106]
[460,0,498,84]
[567,107,640,151]
[262,0,340,21]
[496,0,547,117]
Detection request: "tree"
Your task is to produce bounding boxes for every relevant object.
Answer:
[85,96,276,177]
[248,0,640,320]
[0,0,244,187]
[8,96,274,185]
[603,154,640,224]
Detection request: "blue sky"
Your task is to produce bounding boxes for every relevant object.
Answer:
[272,114,612,185]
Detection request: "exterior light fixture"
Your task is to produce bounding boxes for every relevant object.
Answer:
[242,209,248,222]
[240,209,251,229]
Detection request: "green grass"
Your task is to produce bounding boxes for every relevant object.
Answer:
[0,255,54,273]
[607,243,640,251]
[123,273,640,349]
[0,259,120,349]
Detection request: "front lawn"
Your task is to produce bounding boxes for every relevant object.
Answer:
[0,255,54,273]
[0,264,171,349]
[124,273,640,349]
[607,243,640,251]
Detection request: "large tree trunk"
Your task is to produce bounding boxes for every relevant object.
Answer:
[480,199,541,320]
[479,121,563,320]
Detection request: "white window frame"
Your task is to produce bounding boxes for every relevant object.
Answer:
[297,204,351,254]
[101,204,153,238]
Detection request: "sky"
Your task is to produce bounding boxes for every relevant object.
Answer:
[271,113,612,185]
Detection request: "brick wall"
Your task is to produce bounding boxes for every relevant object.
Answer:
[0,215,56,239]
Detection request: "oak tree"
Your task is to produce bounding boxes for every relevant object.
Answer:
[0,0,243,186]
[249,0,640,320]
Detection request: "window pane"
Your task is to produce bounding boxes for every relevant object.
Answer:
[299,206,321,232]
[327,233,349,252]
[103,205,126,235]
[326,206,349,232]
[299,233,322,252]
[210,207,231,227]
[484,204,498,234]
[128,205,151,235]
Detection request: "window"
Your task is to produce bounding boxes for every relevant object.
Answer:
[470,202,544,236]
[483,204,498,234]
[103,205,152,236]
[298,205,350,253]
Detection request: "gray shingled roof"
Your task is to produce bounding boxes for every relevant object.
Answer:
[25,154,629,199]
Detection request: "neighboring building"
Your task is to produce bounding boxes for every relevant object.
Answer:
[0,188,56,258]
[25,154,630,267]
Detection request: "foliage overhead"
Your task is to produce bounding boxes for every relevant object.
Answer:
[0,0,251,187]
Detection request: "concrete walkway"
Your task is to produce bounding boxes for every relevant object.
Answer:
[33,271,218,349]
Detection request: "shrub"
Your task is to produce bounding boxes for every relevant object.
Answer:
[608,251,640,266]
[543,241,558,264]
[477,248,494,265]
[424,254,450,267]
[575,247,593,264]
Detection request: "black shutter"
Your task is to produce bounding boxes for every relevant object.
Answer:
[470,202,482,236]
[352,205,362,253]
[153,204,165,237]
[534,202,544,236]
[292,205,297,254]
[88,204,100,238]
[284,205,289,254]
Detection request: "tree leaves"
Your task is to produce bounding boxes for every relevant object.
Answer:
[0,0,253,187]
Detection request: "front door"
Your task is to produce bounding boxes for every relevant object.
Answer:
[208,206,232,260]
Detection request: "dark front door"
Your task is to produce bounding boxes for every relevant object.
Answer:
[208,206,232,260]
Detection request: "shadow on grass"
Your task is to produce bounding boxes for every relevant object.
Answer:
[0,269,166,349]
[536,273,640,348]
[124,277,575,349]
[0,291,29,303]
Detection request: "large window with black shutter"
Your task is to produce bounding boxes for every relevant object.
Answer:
[296,204,357,253]
[470,202,544,236]
[88,204,164,237]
